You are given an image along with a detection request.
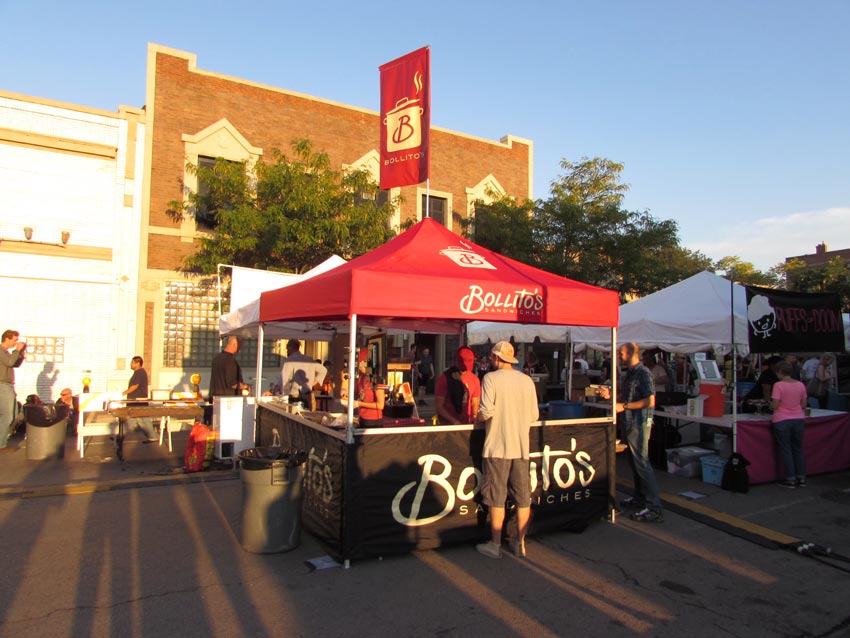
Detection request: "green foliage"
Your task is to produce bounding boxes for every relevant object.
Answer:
[714,256,782,287]
[460,193,537,263]
[464,158,722,301]
[782,257,850,311]
[166,139,395,274]
[549,156,629,212]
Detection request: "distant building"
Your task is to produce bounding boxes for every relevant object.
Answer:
[786,242,850,268]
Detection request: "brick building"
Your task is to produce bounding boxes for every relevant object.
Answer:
[141,44,534,390]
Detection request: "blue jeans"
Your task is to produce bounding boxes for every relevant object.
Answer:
[625,418,662,511]
[0,383,16,448]
[771,419,806,480]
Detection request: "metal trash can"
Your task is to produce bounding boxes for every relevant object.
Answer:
[23,403,69,460]
[238,447,307,554]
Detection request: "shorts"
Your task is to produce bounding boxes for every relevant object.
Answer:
[479,457,531,508]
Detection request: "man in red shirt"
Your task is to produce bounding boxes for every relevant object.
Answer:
[434,346,481,425]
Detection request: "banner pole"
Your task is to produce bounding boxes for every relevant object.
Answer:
[346,315,358,444]
[731,277,738,453]
[425,178,430,218]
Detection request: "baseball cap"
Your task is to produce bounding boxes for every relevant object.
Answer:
[491,341,518,364]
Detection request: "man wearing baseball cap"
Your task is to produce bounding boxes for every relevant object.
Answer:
[475,341,539,558]
[435,346,481,425]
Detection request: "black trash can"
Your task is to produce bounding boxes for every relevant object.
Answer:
[23,403,69,460]
[238,447,307,554]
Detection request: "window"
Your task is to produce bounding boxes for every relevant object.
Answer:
[422,195,448,226]
[356,189,389,208]
[194,155,231,230]
[162,281,284,371]
[162,282,220,368]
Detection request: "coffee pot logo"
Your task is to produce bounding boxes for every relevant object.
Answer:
[385,97,423,152]
[439,246,496,270]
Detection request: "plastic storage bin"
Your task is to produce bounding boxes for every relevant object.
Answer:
[700,454,726,486]
[238,447,307,554]
[547,400,584,419]
[666,446,714,477]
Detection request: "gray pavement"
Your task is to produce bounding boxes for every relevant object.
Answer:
[1,402,850,637]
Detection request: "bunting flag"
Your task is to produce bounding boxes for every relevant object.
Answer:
[745,285,845,353]
[379,47,430,189]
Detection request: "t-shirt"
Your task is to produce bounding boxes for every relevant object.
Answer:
[771,379,806,422]
[435,368,481,424]
[418,354,433,379]
[801,358,819,382]
[209,350,243,398]
[477,368,539,459]
[127,368,149,400]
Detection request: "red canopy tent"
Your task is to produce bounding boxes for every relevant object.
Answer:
[253,220,621,559]
[260,217,619,331]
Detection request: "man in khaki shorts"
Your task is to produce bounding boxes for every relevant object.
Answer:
[475,341,540,558]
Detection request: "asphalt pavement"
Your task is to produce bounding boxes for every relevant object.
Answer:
[1,402,849,637]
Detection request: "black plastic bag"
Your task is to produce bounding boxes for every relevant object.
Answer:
[721,452,750,493]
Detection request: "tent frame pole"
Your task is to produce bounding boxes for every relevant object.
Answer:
[346,314,358,444]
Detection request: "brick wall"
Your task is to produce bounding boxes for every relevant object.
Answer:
[147,49,532,270]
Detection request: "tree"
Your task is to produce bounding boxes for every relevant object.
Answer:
[548,157,629,212]
[461,192,536,264]
[714,256,781,287]
[167,139,396,275]
[783,257,850,312]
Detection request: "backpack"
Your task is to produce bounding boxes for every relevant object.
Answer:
[721,452,750,493]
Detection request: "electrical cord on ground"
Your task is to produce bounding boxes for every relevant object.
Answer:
[788,541,850,574]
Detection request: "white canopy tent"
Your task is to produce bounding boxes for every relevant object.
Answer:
[219,255,347,339]
[570,271,749,355]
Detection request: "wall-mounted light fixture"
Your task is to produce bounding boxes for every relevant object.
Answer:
[61,230,71,245]
[23,226,33,241]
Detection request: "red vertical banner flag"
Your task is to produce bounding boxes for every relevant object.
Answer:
[379,46,430,189]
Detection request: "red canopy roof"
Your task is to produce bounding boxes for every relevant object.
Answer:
[259,218,618,332]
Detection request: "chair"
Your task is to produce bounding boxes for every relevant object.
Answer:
[76,392,121,458]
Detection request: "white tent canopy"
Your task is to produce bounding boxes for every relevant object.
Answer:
[219,255,347,339]
[571,271,749,354]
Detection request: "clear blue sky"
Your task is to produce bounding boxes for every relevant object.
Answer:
[3,0,848,271]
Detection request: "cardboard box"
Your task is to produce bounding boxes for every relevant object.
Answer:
[700,454,726,486]
[666,446,714,477]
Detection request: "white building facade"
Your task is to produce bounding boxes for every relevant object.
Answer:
[0,91,146,398]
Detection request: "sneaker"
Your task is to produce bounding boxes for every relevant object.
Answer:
[620,496,644,510]
[475,541,502,559]
[778,479,796,489]
[796,478,807,488]
[630,508,663,523]
[509,539,527,557]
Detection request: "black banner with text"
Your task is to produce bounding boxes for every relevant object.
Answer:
[256,407,612,560]
[745,285,845,353]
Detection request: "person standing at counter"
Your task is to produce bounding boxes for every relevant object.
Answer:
[209,336,249,399]
[600,342,662,523]
[475,341,539,559]
[770,361,808,488]
[0,329,25,450]
[415,347,434,406]
[807,354,834,409]
[435,346,481,425]
[352,360,385,428]
[121,356,156,441]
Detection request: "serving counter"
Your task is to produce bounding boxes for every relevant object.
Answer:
[654,408,850,484]
[255,402,616,561]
